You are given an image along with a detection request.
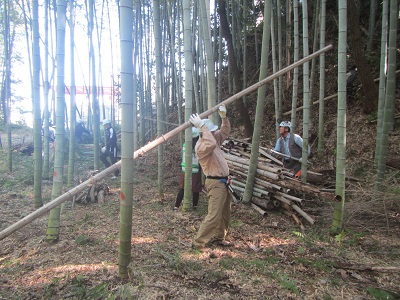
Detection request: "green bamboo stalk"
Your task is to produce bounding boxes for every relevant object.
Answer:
[46,0,67,242]
[300,0,310,183]
[290,0,299,133]
[153,0,164,200]
[375,0,398,188]
[242,0,272,204]
[200,0,217,122]
[182,0,194,211]
[317,0,326,158]
[32,0,43,208]
[331,0,347,232]
[374,0,388,167]
[42,0,51,179]
[67,0,76,187]
[118,0,134,278]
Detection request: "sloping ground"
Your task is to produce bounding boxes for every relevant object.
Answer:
[1,137,400,299]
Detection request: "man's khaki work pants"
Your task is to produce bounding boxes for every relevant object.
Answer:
[193,179,232,247]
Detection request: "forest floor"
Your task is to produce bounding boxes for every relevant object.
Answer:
[1,112,400,300]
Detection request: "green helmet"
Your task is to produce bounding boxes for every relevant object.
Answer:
[192,127,199,138]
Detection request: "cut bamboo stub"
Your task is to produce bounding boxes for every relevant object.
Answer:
[0,45,333,241]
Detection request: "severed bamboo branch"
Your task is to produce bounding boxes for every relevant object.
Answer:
[0,45,333,241]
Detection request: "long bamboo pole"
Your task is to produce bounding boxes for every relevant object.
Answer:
[0,45,332,241]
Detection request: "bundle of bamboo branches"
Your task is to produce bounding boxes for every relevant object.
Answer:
[222,138,333,228]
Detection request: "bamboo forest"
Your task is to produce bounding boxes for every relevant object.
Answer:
[1,0,399,298]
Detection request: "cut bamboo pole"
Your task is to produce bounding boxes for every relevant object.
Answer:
[251,203,268,216]
[0,45,332,241]
[251,197,275,210]
[224,153,282,174]
[231,179,270,197]
[292,204,315,224]
[231,184,264,198]
[227,161,280,180]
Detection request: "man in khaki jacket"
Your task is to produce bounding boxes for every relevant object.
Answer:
[189,105,232,250]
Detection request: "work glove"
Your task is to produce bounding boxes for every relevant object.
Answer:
[101,146,106,154]
[298,157,302,163]
[218,105,227,119]
[189,113,205,130]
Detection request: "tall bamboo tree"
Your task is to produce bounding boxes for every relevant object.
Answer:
[42,0,51,179]
[32,0,43,208]
[46,0,67,242]
[3,0,12,171]
[374,0,388,166]
[367,0,377,53]
[182,0,194,211]
[331,0,347,232]
[375,0,398,188]
[290,0,299,133]
[200,0,217,121]
[242,0,271,204]
[153,0,165,200]
[300,0,310,182]
[271,6,279,138]
[118,0,134,278]
[67,0,76,187]
[89,0,100,169]
[317,0,326,158]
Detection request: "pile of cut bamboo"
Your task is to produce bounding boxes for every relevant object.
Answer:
[222,138,333,227]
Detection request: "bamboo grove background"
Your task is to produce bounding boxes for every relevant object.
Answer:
[0,0,398,277]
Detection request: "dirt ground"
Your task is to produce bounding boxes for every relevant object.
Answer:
[1,128,400,300]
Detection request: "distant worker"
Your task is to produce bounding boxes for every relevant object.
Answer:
[346,65,358,100]
[75,119,90,144]
[41,119,55,143]
[174,127,202,211]
[100,118,119,178]
[189,105,233,250]
[273,121,310,177]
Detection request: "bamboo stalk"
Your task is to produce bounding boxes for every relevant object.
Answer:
[227,161,280,180]
[251,203,268,216]
[224,153,282,174]
[231,179,270,197]
[0,46,333,241]
[231,184,264,198]
[275,191,303,203]
[251,197,275,210]
[292,204,315,224]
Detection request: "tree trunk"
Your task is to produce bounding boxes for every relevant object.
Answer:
[375,0,398,188]
[242,1,271,204]
[374,0,389,167]
[347,0,378,114]
[32,0,43,208]
[317,0,326,158]
[118,0,134,279]
[300,0,310,182]
[46,0,67,242]
[331,0,347,233]
[200,0,217,124]
[183,0,194,211]
[217,0,253,137]
[67,0,76,187]
[42,0,51,179]
[290,0,299,133]
[153,0,164,200]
